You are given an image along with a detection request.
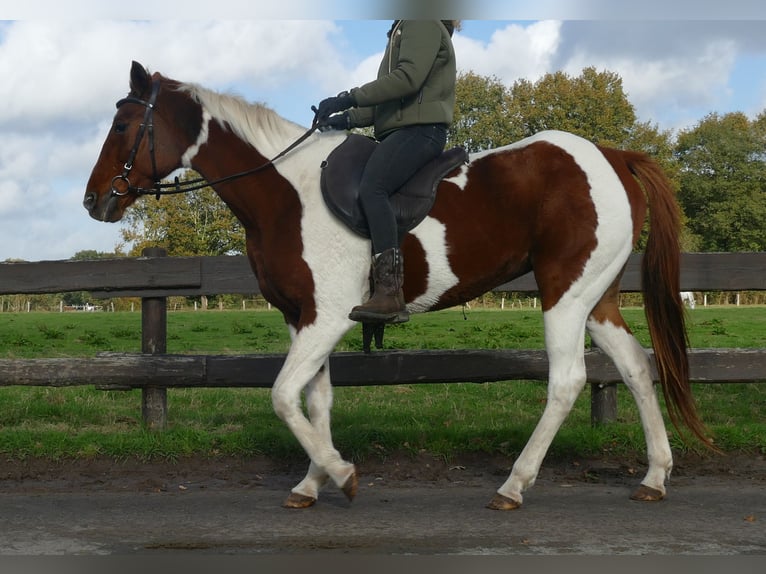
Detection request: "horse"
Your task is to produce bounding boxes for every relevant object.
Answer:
[83,61,712,510]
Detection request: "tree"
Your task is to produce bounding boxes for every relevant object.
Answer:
[448,72,519,152]
[64,250,124,306]
[449,67,674,156]
[70,249,122,260]
[674,112,766,251]
[119,171,245,257]
[508,67,637,148]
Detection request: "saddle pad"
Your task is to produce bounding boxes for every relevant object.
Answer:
[320,134,468,239]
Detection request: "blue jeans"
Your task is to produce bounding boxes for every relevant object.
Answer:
[359,123,447,254]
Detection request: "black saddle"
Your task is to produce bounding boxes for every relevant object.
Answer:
[320,134,468,240]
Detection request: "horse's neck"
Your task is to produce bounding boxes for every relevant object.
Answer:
[188,120,303,231]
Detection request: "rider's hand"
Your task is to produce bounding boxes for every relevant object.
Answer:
[317,112,350,132]
[315,91,355,122]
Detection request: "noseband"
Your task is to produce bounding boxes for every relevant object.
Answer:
[110,79,320,199]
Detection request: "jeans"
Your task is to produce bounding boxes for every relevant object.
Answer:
[359,123,447,254]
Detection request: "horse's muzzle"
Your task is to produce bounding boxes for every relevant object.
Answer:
[82,191,98,213]
[83,191,120,222]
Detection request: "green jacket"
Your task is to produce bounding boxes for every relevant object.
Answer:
[347,20,456,140]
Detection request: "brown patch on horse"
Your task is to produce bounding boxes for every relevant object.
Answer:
[431,141,596,311]
[589,275,630,330]
[193,121,317,330]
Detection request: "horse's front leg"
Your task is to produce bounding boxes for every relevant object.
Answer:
[271,330,356,508]
[282,359,341,508]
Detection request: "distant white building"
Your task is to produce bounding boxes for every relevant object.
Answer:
[680,291,696,309]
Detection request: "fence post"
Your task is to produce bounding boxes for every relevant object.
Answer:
[141,247,168,430]
[590,382,617,425]
[590,342,617,425]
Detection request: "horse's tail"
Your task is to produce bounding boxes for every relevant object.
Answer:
[626,154,717,451]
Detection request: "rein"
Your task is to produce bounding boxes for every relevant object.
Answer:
[111,79,320,199]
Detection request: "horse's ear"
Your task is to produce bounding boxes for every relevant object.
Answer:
[129,61,151,96]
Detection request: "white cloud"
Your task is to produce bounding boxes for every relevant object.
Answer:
[454,21,561,84]
[560,38,739,130]
[0,20,341,127]
[453,20,764,131]
[344,52,385,94]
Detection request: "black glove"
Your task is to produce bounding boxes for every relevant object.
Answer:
[315,91,355,122]
[318,112,350,132]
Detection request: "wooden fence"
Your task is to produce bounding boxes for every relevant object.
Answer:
[1,249,765,429]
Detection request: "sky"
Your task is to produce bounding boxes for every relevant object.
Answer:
[1,1,765,262]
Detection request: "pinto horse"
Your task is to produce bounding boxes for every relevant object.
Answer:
[84,61,711,510]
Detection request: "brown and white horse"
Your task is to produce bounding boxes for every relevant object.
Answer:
[84,61,710,510]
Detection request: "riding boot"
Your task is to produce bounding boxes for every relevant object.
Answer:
[349,248,410,324]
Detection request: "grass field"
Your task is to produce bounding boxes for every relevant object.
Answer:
[0,306,764,462]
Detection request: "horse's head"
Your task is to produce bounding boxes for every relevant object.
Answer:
[83,61,199,222]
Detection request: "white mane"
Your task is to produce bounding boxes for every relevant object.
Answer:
[178,82,308,158]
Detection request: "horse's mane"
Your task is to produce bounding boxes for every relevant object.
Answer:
[178,82,307,154]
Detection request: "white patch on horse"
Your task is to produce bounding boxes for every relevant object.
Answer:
[407,216,459,313]
[180,108,211,168]
[443,163,469,190]
[276,132,372,323]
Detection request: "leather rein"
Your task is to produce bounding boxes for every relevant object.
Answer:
[110,78,320,199]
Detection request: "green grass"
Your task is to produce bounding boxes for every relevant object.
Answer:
[0,307,764,462]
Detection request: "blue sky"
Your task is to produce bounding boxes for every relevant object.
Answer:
[1,1,765,261]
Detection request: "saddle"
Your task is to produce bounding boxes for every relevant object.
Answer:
[320,134,468,353]
[320,134,468,241]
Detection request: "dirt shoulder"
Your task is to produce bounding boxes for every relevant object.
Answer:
[2,450,764,493]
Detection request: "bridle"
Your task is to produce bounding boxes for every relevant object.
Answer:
[110,78,320,199]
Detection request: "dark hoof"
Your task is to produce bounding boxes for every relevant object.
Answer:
[486,493,522,510]
[283,492,317,509]
[630,484,665,501]
[342,472,358,502]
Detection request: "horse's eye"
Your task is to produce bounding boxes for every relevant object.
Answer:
[114,123,128,134]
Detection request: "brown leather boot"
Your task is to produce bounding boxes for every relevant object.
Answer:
[349,248,410,324]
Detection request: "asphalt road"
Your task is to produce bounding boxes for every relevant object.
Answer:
[1,465,764,556]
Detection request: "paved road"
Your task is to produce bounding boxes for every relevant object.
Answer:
[1,468,764,555]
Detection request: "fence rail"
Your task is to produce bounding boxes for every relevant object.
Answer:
[2,252,765,298]
[0,250,764,428]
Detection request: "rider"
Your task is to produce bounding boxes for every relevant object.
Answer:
[314,20,458,324]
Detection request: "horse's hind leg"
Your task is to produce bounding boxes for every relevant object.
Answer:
[489,302,590,510]
[586,294,673,501]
